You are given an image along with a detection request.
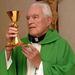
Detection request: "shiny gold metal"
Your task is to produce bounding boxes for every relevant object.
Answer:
[7,10,20,47]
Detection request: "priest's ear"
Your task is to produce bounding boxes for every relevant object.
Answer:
[47,16,52,26]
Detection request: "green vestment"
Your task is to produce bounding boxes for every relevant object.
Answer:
[0,29,75,75]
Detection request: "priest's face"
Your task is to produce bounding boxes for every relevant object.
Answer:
[26,5,51,37]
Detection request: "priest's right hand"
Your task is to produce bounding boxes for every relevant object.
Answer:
[6,23,18,60]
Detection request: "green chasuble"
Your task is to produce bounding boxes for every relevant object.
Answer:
[0,49,16,75]
[0,29,75,75]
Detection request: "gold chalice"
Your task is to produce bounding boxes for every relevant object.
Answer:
[6,10,20,47]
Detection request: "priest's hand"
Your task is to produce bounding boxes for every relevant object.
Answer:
[22,44,41,69]
[6,23,18,60]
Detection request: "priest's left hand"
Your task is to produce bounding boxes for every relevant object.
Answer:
[22,44,41,69]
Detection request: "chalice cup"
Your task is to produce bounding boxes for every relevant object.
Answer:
[7,10,20,47]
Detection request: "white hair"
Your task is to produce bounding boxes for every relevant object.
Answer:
[31,2,52,17]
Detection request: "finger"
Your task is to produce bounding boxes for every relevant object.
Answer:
[22,51,28,57]
[22,50,34,60]
[22,49,33,59]
[8,34,17,37]
[22,47,33,55]
[29,45,40,57]
[28,45,37,51]
[8,27,18,32]
[6,33,17,38]
[8,30,18,34]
